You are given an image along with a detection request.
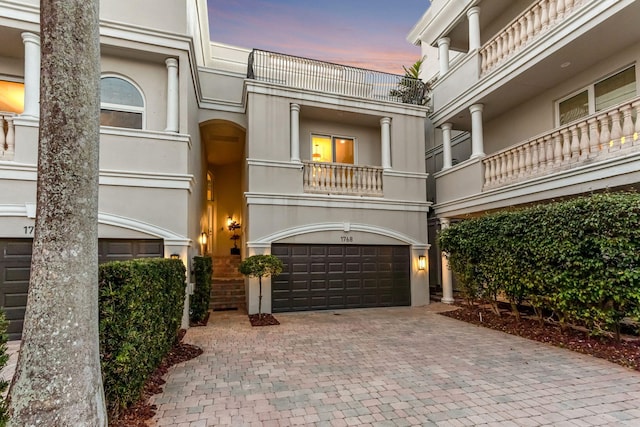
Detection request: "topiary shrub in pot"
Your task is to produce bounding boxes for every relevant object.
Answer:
[239,254,283,319]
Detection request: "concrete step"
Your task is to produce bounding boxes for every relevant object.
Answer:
[210,279,245,311]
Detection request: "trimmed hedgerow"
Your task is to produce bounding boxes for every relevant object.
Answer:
[99,258,186,417]
[190,256,212,323]
[439,192,640,339]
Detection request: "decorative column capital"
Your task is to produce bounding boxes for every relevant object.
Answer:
[466,6,480,18]
[380,117,391,126]
[290,103,300,113]
[441,122,453,131]
[439,217,450,228]
[165,57,178,68]
[469,103,484,114]
[21,32,40,45]
[437,37,451,48]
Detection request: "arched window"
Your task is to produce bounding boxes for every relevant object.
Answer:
[100,76,144,129]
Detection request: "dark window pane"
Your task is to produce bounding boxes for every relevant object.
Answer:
[100,109,143,129]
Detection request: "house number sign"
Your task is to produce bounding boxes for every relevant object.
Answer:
[340,235,353,243]
[23,225,35,236]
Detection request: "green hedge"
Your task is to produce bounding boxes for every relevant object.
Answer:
[439,192,640,337]
[99,258,186,416]
[190,256,212,323]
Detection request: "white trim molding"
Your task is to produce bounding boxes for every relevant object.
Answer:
[248,222,430,247]
[245,192,431,212]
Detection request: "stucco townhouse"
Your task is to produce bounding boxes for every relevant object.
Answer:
[409,0,640,301]
[0,0,432,339]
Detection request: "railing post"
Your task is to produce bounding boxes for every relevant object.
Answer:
[633,101,640,145]
[608,110,623,151]
[598,114,610,150]
[620,105,634,146]
[587,117,600,156]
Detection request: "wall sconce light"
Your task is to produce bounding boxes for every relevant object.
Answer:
[199,232,207,246]
[418,255,426,271]
[170,253,180,260]
[227,216,241,255]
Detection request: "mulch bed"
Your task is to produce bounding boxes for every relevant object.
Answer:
[248,313,280,326]
[109,329,203,427]
[189,311,210,327]
[440,304,640,371]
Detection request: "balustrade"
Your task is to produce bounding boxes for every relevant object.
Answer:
[303,162,383,196]
[0,112,16,161]
[483,97,640,189]
[480,0,582,75]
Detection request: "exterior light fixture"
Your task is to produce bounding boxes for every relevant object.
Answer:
[170,253,180,259]
[418,255,426,271]
[199,232,207,246]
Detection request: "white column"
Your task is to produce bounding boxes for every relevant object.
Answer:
[380,117,391,170]
[437,37,450,76]
[290,103,300,162]
[440,218,455,304]
[21,32,41,118]
[441,123,453,170]
[164,58,179,132]
[470,103,485,158]
[467,7,481,51]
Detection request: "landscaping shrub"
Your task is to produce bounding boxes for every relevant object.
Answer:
[0,310,9,427]
[439,192,640,338]
[190,256,212,323]
[99,258,186,417]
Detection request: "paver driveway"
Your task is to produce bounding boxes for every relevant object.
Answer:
[150,305,640,426]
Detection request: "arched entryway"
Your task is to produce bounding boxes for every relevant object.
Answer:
[200,119,246,310]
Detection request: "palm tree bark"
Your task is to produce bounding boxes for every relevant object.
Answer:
[8,0,106,424]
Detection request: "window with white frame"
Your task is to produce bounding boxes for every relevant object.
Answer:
[557,66,636,126]
[311,134,356,164]
[100,76,144,129]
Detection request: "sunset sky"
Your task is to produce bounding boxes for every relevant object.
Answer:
[206,0,431,75]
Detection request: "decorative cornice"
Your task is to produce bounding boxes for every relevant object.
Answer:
[244,80,429,118]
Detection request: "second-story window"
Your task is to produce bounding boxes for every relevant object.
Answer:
[100,76,144,129]
[311,134,355,164]
[0,80,25,113]
[558,66,636,126]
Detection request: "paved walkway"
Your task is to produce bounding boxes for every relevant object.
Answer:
[150,305,640,427]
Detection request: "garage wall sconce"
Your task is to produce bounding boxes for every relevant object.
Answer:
[170,253,180,260]
[418,255,426,271]
[199,232,207,246]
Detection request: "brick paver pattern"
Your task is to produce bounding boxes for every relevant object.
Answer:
[149,305,640,426]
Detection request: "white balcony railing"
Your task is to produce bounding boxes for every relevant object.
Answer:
[480,0,583,75]
[303,162,383,197]
[0,112,16,161]
[483,97,640,189]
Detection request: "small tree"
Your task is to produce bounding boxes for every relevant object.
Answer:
[239,255,283,318]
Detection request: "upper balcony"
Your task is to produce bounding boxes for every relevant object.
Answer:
[247,49,426,106]
[434,96,640,216]
[419,0,640,126]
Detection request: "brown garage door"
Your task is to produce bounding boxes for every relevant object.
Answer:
[271,244,411,312]
[0,238,163,340]
[0,240,32,341]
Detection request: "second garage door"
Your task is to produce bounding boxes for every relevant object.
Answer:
[0,238,164,340]
[271,244,411,312]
